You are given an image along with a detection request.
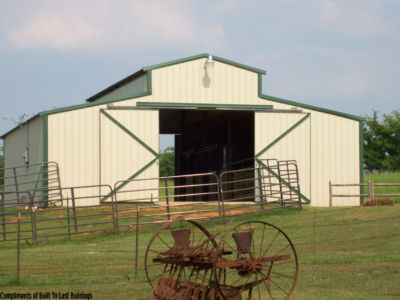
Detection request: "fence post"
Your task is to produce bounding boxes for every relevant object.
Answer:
[164,178,171,221]
[135,206,140,281]
[66,197,71,241]
[256,168,264,210]
[111,189,119,234]
[1,192,6,240]
[29,192,37,246]
[368,180,374,201]
[329,181,332,207]
[17,212,21,282]
[216,175,224,223]
[70,188,78,233]
[218,175,226,224]
[13,168,21,205]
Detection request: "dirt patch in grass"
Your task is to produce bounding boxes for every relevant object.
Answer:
[9,215,27,223]
[169,208,255,220]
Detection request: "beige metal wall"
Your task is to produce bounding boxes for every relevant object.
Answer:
[48,108,102,206]
[151,58,260,105]
[309,111,360,206]
[255,111,360,206]
[47,105,159,205]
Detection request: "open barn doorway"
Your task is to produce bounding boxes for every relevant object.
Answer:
[159,109,254,201]
[160,109,254,174]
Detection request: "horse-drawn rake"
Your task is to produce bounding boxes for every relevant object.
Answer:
[145,220,298,299]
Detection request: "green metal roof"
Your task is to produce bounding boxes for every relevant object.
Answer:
[143,53,267,75]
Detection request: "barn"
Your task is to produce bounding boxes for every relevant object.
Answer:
[1,53,364,206]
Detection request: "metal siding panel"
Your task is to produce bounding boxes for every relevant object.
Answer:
[100,109,159,202]
[48,107,101,206]
[149,58,266,105]
[255,113,311,202]
[309,111,360,206]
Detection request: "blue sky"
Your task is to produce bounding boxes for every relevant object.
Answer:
[1,0,399,149]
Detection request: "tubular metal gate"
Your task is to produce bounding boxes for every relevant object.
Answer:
[0,160,304,243]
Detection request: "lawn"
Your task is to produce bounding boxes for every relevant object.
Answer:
[364,172,400,202]
[1,204,399,299]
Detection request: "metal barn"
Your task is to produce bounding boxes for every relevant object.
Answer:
[1,54,363,206]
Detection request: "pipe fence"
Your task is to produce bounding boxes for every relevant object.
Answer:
[0,164,304,243]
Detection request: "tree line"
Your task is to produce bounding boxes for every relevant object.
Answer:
[362,110,400,172]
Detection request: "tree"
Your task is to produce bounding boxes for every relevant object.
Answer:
[159,147,175,177]
[381,110,400,171]
[363,110,400,172]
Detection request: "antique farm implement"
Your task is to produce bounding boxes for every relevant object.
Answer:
[145,220,298,299]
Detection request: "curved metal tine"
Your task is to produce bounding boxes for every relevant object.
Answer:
[186,265,209,285]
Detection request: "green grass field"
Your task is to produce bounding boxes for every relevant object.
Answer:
[364,172,400,202]
[1,204,399,299]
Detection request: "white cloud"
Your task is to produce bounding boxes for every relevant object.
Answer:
[2,0,225,51]
[9,14,102,50]
[128,0,196,45]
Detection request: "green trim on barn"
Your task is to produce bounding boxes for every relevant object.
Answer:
[359,121,365,205]
[136,102,273,110]
[143,53,267,75]
[39,91,149,116]
[146,70,152,94]
[255,113,310,159]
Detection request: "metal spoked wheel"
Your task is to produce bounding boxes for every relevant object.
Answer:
[213,221,298,300]
[145,219,218,298]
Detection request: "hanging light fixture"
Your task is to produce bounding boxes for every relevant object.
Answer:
[204,55,215,70]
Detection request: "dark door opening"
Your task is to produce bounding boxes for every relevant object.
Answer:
[160,109,254,201]
[160,109,254,175]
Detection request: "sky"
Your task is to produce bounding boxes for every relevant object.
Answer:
[0,0,399,149]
